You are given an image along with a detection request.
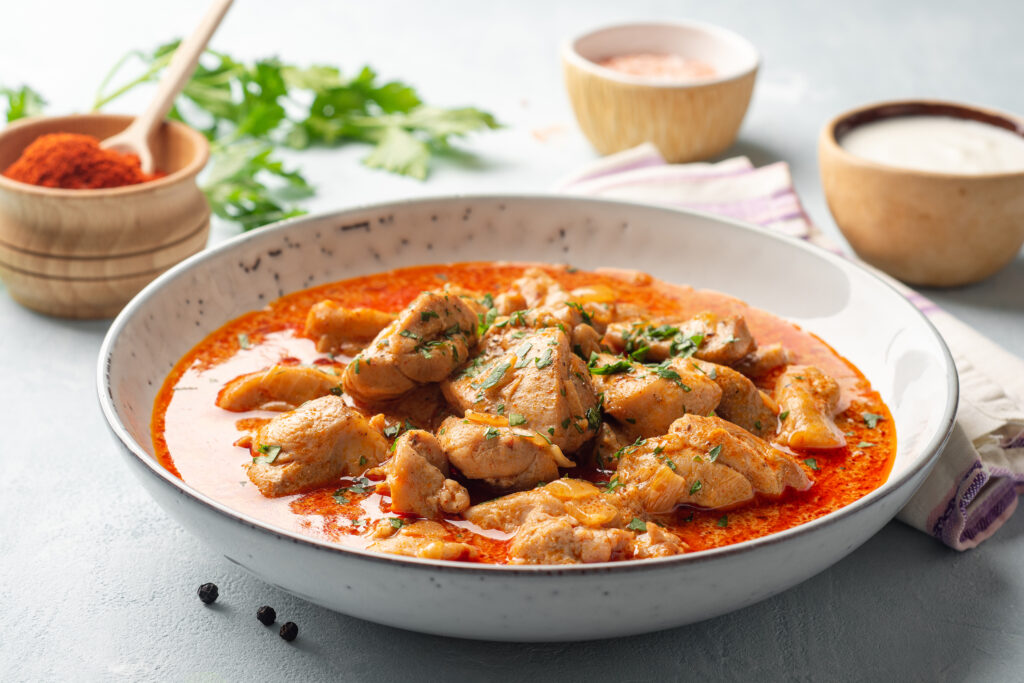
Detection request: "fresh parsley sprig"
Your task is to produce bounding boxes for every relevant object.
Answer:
[2,39,499,231]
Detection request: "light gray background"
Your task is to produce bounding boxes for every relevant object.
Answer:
[2,1,1023,680]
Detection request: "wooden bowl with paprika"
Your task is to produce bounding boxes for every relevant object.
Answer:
[0,113,210,318]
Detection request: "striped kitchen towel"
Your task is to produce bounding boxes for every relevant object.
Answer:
[557,143,1024,550]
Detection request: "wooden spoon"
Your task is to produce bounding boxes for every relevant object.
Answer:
[102,0,234,173]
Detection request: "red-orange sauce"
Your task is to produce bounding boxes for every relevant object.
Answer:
[152,263,895,563]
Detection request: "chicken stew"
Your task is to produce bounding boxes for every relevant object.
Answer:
[153,263,895,565]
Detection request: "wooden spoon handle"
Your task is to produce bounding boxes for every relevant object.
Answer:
[104,0,234,172]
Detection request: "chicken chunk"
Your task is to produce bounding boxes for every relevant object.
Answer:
[669,414,811,495]
[304,301,396,355]
[774,365,846,449]
[437,416,574,490]
[465,481,635,564]
[368,520,480,561]
[603,312,756,366]
[614,435,756,512]
[734,343,792,379]
[216,364,342,412]
[633,523,688,559]
[245,395,388,497]
[386,431,469,518]
[374,383,455,434]
[589,353,722,440]
[496,269,609,353]
[508,514,634,564]
[442,327,599,453]
[689,359,777,438]
[342,290,479,403]
[463,489,568,531]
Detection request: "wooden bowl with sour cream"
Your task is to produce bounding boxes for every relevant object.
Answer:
[819,100,1024,287]
[0,113,210,318]
[562,22,760,163]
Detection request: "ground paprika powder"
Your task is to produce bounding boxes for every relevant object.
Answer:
[3,132,160,189]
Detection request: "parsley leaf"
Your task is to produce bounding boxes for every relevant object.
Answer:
[862,412,884,429]
[1,84,46,122]
[804,458,820,471]
[252,444,281,464]
[627,517,647,532]
[605,477,622,493]
[707,444,722,462]
[477,360,511,390]
[85,41,499,231]
[508,413,527,426]
[587,352,632,375]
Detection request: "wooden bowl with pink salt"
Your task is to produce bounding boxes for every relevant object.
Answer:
[562,21,760,162]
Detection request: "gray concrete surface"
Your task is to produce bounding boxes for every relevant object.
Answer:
[2,1,1022,680]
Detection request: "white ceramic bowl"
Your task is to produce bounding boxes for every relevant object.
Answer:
[97,196,956,642]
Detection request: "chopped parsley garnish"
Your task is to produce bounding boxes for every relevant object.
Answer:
[476,307,498,336]
[717,515,729,528]
[689,480,703,495]
[237,333,252,349]
[484,426,500,440]
[496,403,505,415]
[534,348,554,369]
[605,476,622,493]
[613,436,646,459]
[332,489,349,505]
[383,424,401,438]
[359,456,367,466]
[389,518,404,529]
[565,301,593,326]
[514,342,534,368]
[420,310,439,322]
[509,412,527,426]
[627,517,647,532]
[253,444,281,464]
[754,420,762,431]
[862,412,884,429]
[804,458,820,471]
[459,356,485,379]
[648,360,690,390]
[561,418,570,429]
[478,360,511,390]
[329,385,344,396]
[707,444,722,462]
[587,352,632,375]
[857,441,875,449]
[585,405,601,430]
[353,357,361,374]
[669,333,704,359]
[628,345,650,362]
[547,427,555,436]
[779,410,789,421]
[399,329,421,340]
[661,457,677,471]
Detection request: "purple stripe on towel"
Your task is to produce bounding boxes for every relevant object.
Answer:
[930,460,986,546]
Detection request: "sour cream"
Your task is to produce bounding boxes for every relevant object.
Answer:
[840,115,1024,174]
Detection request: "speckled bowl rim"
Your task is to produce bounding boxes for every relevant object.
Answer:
[561,20,761,89]
[822,99,1024,180]
[97,194,958,575]
[0,113,210,197]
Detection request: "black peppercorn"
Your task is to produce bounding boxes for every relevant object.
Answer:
[279,621,298,642]
[256,606,276,625]
[197,583,219,604]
